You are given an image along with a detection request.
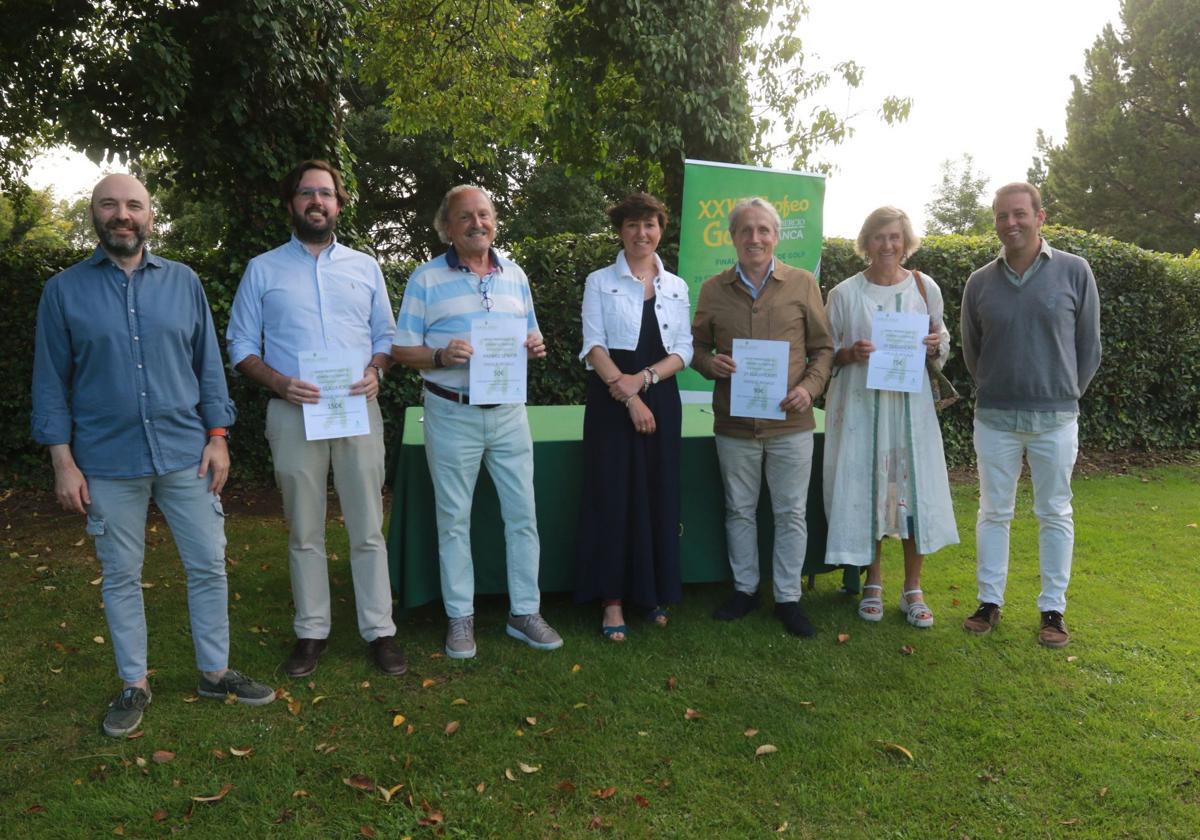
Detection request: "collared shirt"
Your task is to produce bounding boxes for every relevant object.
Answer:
[734,259,775,300]
[227,235,395,379]
[997,237,1053,286]
[579,250,693,368]
[394,245,540,392]
[32,248,236,479]
[977,238,1078,433]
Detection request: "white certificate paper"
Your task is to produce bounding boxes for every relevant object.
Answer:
[730,338,789,420]
[469,318,528,405]
[298,350,370,441]
[866,311,928,393]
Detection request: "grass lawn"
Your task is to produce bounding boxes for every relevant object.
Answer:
[1,463,1198,839]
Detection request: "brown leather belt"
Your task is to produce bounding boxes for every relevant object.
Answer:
[424,381,499,409]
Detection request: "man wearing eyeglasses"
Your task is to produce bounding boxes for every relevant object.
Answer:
[392,184,562,659]
[226,160,406,678]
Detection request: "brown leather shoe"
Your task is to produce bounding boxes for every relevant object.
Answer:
[962,602,1002,635]
[284,638,328,678]
[1038,611,1070,648]
[369,636,407,676]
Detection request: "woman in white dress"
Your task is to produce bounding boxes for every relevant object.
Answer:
[822,207,959,627]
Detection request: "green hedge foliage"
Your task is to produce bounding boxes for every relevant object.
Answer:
[4,226,1197,487]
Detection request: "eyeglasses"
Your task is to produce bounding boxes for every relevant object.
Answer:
[295,187,337,200]
[479,276,494,312]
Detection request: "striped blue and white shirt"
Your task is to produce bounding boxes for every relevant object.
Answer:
[394,246,541,391]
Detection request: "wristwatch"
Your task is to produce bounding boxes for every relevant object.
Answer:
[645,367,660,387]
[370,363,385,383]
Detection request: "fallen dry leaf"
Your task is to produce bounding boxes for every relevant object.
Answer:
[665,676,677,691]
[504,768,517,781]
[634,794,650,808]
[744,728,759,737]
[360,826,377,838]
[359,680,371,689]
[798,701,814,708]
[525,716,538,726]
[311,695,327,706]
[90,577,102,586]
[287,699,301,716]
[776,821,789,832]
[573,702,587,709]
[877,741,914,762]
[190,783,233,803]
[292,790,310,798]
[405,724,414,736]
[378,782,404,803]
[1067,655,1079,663]
[476,782,486,793]
[571,663,582,673]
[152,750,175,764]
[836,633,850,644]
[25,805,46,815]
[343,775,375,792]
[182,695,199,704]
[684,708,703,720]
[1060,818,1079,826]
[417,810,444,827]
[755,744,778,757]
[589,815,604,829]
[555,780,576,791]
[451,698,469,706]
[135,757,147,768]
[113,826,125,836]
[444,720,460,735]
[93,636,105,645]
[1098,786,1109,798]
[592,786,617,799]
[211,748,228,760]
[152,808,168,822]
[900,645,915,656]
[421,678,437,689]
[518,762,540,774]
[229,746,253,758]
[392,714,406,728]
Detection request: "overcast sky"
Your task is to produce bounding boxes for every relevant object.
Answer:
[27,0,1124,239]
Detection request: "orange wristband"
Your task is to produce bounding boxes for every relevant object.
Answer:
[206,428,228,438]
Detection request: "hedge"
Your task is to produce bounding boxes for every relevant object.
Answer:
[4,226,1198,487]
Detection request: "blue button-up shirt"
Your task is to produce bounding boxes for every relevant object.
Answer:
[32,248,236,479]
[226,236,395,379]
[735,259,775,300]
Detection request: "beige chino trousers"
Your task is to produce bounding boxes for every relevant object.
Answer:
[266,398,396,641]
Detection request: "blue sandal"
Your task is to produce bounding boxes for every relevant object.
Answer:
[646,607,669,628]
[601,624,628,642]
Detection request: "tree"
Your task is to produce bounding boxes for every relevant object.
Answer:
[1036,0,1199,254]
[0,185,77,249]
[924,154,992,235]
[2,1,354,264]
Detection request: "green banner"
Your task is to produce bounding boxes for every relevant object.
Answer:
[676,159,825,393]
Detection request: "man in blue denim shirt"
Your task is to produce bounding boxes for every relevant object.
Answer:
[32,174,274,737]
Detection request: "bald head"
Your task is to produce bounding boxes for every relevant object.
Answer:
[90,174,153,265]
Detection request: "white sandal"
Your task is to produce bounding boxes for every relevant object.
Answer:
[858,584,884,622]
[900,589,934,628]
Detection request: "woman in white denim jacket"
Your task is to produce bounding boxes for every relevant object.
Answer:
[574,193,694,641]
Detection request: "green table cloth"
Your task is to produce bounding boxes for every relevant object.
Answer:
[386,404,857,609]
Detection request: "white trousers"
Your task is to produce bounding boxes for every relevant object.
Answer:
[974,418,1078,613]
[714,432,813,603]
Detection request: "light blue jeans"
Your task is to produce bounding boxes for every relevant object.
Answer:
[421,391,541,619]
[714,431,814,603]
[86,466,229,682]
[974,419,1079,613]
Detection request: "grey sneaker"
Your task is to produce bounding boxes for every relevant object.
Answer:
[103,686,151,737]
[446,616,477,659]
[506,613,563,651]
[197,669,276,706]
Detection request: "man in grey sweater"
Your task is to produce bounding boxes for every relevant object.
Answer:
[959,182,1101,648]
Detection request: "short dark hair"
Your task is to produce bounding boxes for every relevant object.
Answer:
[992,181,1042,214]
[607,192,669,231]
[279,159,350,209]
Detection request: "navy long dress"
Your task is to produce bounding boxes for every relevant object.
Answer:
[575,295,683,609]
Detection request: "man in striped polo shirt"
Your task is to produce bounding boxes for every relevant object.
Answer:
[392,185,563,659]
